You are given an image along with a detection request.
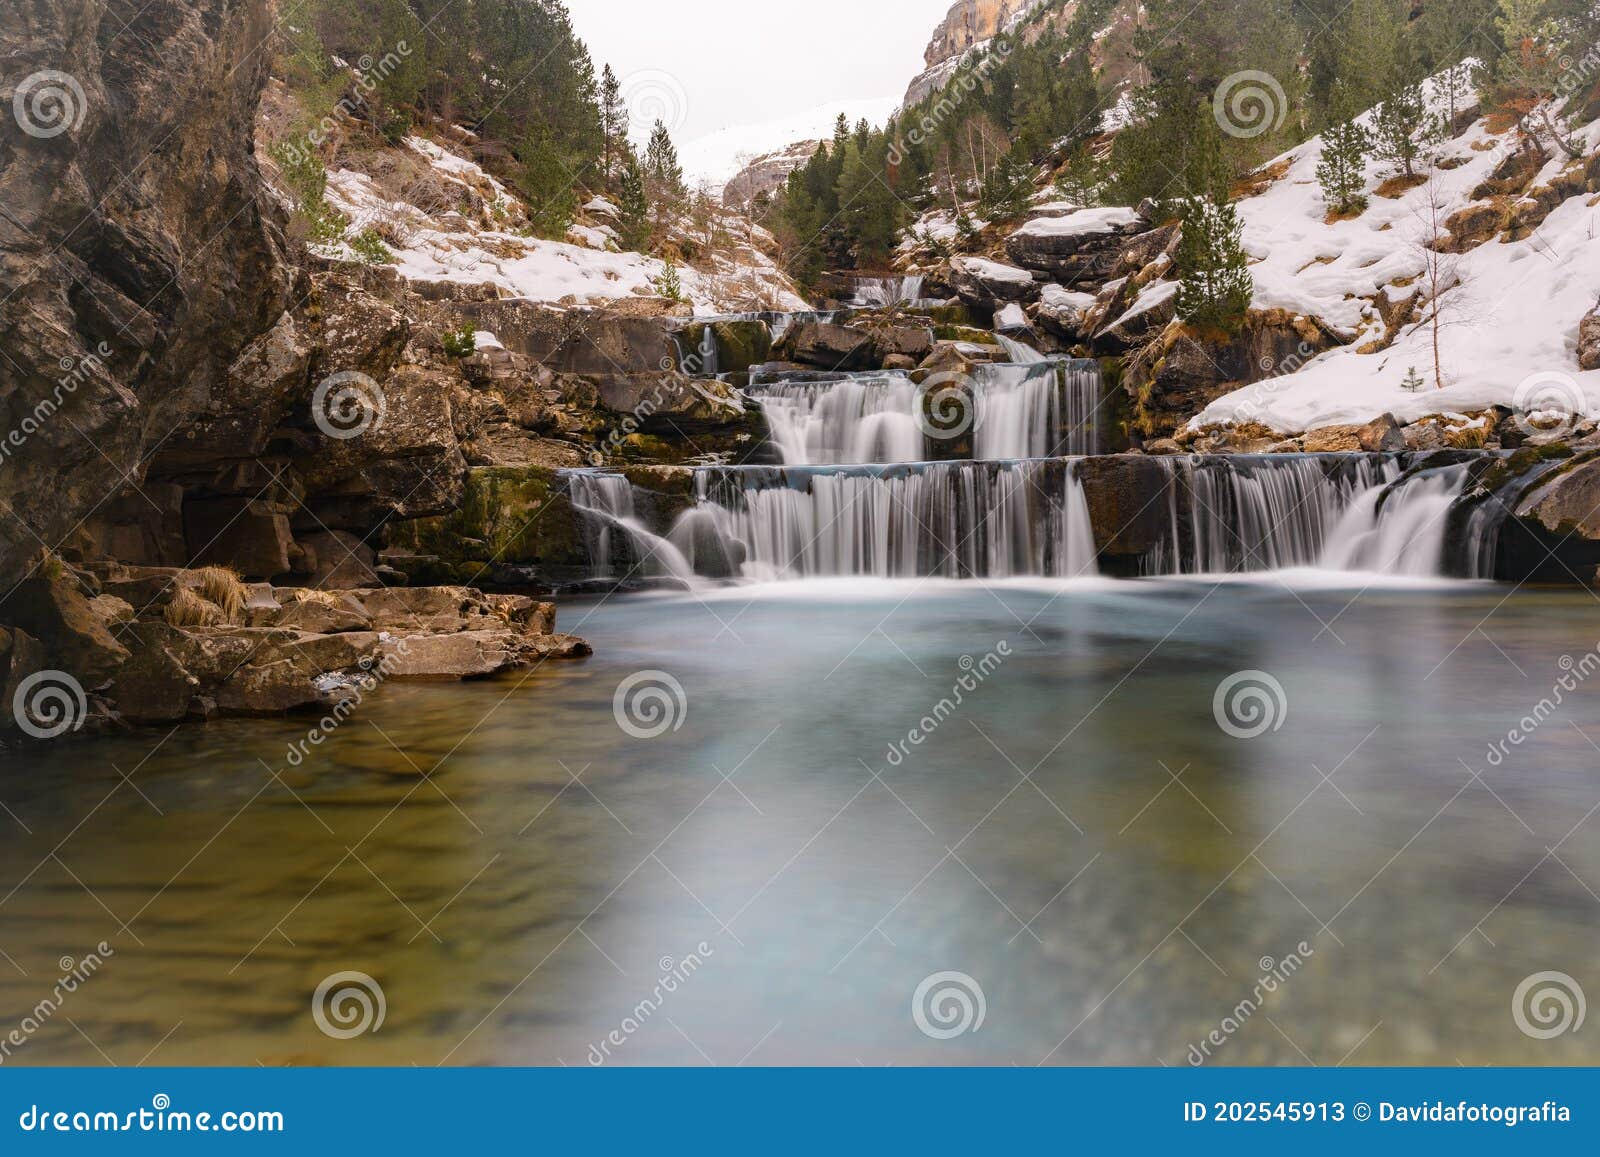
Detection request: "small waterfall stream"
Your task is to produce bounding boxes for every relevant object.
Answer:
[564,471,698,585]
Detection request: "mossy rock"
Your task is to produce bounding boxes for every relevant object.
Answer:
[933,324,1000,345]
[390,467,590,572]
[679,321,773,374]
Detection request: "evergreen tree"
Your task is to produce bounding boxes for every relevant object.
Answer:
[1401,366,1427,392]
[980,149,1035,220]
[1329,0,1404,116]
[617,155,651,252]
[1371,79,1440,179]
[518,129,578,239]
[1174,197,1253,335]
[1316,110,1371,217]
[599,64,628,182]
[645,119,685,194]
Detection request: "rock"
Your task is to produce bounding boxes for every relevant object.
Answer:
[110,636,202,724]
[1075,456,1179,571]
[270,591,373,634]
[1094,283,1178,354]
[378,631,527,680]
[1580,304,1600,372]
[5,559,131,685]
[301,531,380,589]
[1442,202,1508,252]
[778,322,878,371]
[1403,421,1451,452]
[183,497,295,579]
[1357,413,1407,453]
[678,321,774,374]
[883,354,919,372]
[594,372,750,432]
[869,324,935,363]
[948,256,1038,306]
[1471,145,1547,200]
[1516,458,1600,540]
[1004,208,1146,283]
[1302,426,1366,453]
[1036,285,1099,342]
[0,0,292,586]
[215,661,325,715]
[1143,439,1184,456]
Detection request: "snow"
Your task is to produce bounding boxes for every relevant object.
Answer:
[954,255,1035,285]
[995,303,1029,331]
[318,136,808,315]
[1041,284,1098,312]
[1014,206,1142,239]
[584,196,620,218]
[1161,72,1600,434]
[473,330,504,351]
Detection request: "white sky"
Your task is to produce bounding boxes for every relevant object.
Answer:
[565,0,957,186]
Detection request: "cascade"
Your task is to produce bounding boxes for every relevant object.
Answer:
[748,372,926,466]
[564,471,698,584]
[698,325,720,377]
[850,275,931,308]
[684,461,1099,581]
[972,360,1100,460]
[1321,464,1474,576]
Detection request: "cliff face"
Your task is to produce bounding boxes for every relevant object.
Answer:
[722,141,823,208]
[903,0,1036,107]
[0,0,291,584]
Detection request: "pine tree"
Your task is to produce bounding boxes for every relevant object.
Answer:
[1329,0,1403,115]
[1371,79,1440,179]
[645,120,685,194]
[599,65,628,182]
[517,130,578,239]
[1401,366,1427,392]
[1175,196,1254,335]
[651,260,685,302]
[617,155,651,252]
[980,149,1035,220]
[1316,115,1370,217]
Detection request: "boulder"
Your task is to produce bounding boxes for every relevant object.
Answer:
[1074,456,1179,571]
[1036,285,1099,342]
[778,322,877,371]
[378,631,527,680]
[1302,426,1366,453]
[1094,283,1179,354]
[1516,458,1600,540]
[948,256,1038,306]
[1358,413,1407,453]
[5,559,131,685]
[301,530,380,589]
[1004,207,1146,283]
[1580,304,1600,372]
[183,497,295,579]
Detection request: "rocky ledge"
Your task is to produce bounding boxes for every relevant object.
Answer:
[1,557,588,739]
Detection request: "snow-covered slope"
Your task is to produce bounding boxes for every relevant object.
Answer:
[312,133,807,315]
[1196,75,1600,433]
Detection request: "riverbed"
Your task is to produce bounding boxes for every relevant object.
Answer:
[1,577,1596,1066]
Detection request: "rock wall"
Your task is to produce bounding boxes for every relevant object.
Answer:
[0,0,291,585]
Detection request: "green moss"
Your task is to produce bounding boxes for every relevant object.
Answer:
[1479,442,1579,493]
[933,325,1000,345]
[679,321,773,373]
[390,467,590,571]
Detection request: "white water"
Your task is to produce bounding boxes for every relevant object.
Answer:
[1321,465,1472,576]
[973,361,1101,460]
[687,461,1098,581]
[750,374,926,466]
[850,275,930,308]
[565,472,698,584]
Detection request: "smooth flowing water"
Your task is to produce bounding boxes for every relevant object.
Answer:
[2,580,1597,1067]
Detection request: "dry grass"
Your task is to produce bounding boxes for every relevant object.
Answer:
[1374,173,1429,199]
[194,566,245,620]
[164,587,226,628]
[1448,425,1490,450]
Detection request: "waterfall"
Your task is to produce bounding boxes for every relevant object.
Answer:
[995,334,1048,364]
[564,471,698,585]
[683,460,1099,581]
[1143,455,1477,578]
[747,373,927,466]
[850,275,929,308]
[1321,464,1473,576]
[697,326,720,377]
[972,360,1101,460]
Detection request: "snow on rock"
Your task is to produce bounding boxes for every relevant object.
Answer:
[953,255,1034,286]
[473,330,504,351]
[584,196,620,218]
[995,302,1030,331]
[1013,206,1143,239]
[1189,72,1600,434]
